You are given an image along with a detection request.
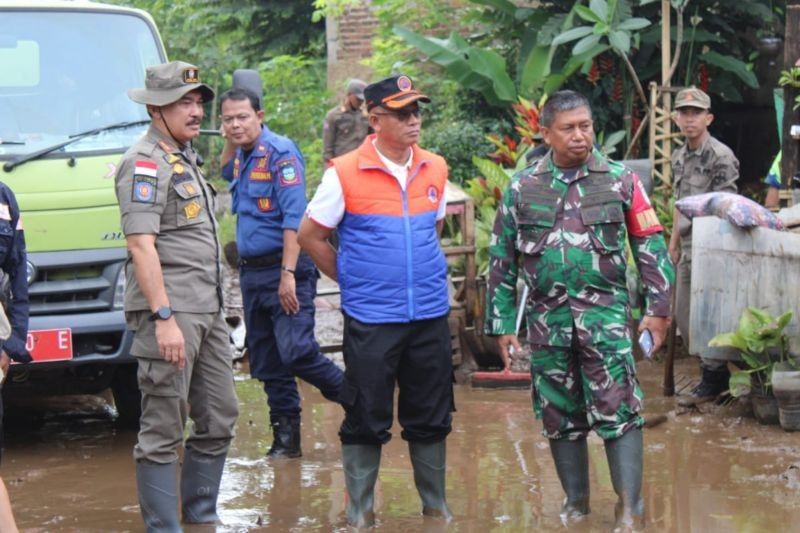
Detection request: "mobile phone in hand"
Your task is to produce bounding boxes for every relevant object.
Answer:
[638,329,654,360]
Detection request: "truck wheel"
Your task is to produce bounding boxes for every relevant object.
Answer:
[111,364,141,429]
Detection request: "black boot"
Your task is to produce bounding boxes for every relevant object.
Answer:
[549,437,590,523]
[342,444,381,528]
[136,460,181,533]
[679,366,730,406]
[409,440,453,520]
[604,428,644,532]
[266,416,302,458]
[181,449,226,524]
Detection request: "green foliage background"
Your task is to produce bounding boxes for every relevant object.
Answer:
[110,0,331,190]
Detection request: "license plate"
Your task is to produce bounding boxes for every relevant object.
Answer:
[25,328,73,362]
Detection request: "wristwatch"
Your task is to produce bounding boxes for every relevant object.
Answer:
[148,306,173,322]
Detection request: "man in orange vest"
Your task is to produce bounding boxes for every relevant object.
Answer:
[298,75,453,527]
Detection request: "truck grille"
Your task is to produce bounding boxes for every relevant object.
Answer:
[27,249,126,316]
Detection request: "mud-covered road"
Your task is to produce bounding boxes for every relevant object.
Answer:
[2,349,799,532]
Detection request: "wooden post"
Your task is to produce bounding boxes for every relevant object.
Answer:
[781,2,800,189]
[661,0,672,186]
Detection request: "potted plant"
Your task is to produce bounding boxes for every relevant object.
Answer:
[709,307,793,425]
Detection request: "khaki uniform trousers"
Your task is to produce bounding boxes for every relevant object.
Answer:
[129,311,239,463]
[675,252,726,371]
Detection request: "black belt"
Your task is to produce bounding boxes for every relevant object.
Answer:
[239,252,282,268]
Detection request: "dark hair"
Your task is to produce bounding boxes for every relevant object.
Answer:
[219,87,261,112]
[540,90,592,127]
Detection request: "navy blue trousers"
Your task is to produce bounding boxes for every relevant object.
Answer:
[240,255,343,420]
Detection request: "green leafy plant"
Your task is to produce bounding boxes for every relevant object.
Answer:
[778,66,800,111]
[709,307,794,397]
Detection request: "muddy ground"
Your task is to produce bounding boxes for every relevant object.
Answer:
[2,279,800,531]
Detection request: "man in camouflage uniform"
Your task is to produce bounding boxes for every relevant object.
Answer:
[486,91,673,530]
[669,87,739,404]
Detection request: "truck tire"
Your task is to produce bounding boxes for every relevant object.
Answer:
[111,364,141,429]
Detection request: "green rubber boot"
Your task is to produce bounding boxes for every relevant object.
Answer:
[409,440,453,520]
[136,460,181,533]
[342,444,381,528]
[604,428,645,532]
[549,437,591,523]
[180,449,226,524]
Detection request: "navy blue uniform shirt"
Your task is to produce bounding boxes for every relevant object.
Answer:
[0,182,29,362]
[222,125,307,258]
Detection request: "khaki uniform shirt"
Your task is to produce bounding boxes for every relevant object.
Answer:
[671,135,738,250]
[323,104,369,162]
[115,126,223,314]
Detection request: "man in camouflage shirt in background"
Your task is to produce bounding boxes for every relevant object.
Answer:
[486,91,673,530]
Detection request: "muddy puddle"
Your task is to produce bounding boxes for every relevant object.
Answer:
[1,353,798,532]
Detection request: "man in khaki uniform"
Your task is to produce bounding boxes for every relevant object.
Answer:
[322,78,369,164]
[116,61,238,531]
[669,87,739,404]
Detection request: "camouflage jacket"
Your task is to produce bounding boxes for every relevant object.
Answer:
[486,150,674,347]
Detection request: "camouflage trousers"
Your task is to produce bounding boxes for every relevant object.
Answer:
[530,322,644,441]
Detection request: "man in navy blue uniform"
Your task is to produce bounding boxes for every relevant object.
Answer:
[220,87,343,458]
[0,183,30,374]
[0,182,31,459]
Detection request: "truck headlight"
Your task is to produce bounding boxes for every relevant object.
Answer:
[112,267,126,310]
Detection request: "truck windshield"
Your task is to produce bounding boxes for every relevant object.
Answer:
[0,10,163,158]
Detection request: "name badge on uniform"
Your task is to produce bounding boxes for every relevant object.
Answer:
[250,170,272,181]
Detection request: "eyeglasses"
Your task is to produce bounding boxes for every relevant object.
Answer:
[372,107,422,122]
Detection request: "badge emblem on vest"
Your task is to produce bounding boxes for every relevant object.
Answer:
[427,185,439,204]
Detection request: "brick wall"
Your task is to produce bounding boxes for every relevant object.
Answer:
[326,1,378,99]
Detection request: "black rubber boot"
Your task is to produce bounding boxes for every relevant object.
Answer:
[409,440,453,520]
[549,437,590,523]
[180,449,226,524]
[136,460,181,533]
[679,367,730,406]
[266,416,302,459]
[604,428,645,533]
[342,444,381,528]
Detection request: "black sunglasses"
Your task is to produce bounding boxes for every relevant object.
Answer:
[373,107,422,121]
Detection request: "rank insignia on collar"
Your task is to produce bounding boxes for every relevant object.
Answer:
[257,198,272,212]
[158,140,177,154]
[164,154,181,164]
[257,145,266,153]
[184,200,202,219]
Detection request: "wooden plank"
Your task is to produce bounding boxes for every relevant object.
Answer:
[781,4,800,189]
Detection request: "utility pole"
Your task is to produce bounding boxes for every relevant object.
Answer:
[781,1,800,189]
